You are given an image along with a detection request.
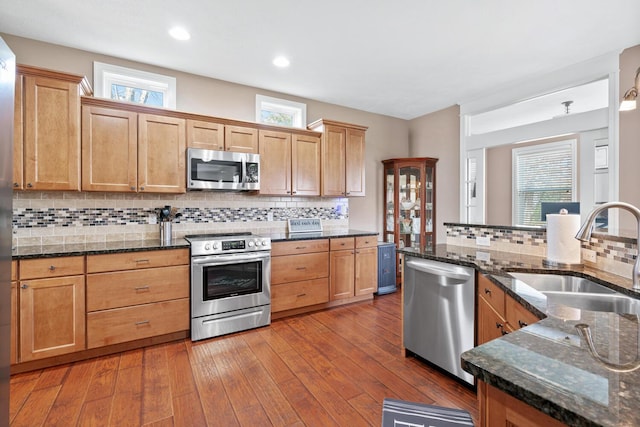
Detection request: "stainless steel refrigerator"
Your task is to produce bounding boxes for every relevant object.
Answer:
[0,36,15,425]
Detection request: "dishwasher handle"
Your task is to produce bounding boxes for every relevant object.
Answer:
[405,258,472,282]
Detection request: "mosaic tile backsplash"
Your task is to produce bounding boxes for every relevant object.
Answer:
[12,191,349,247]
[445,223,637,280]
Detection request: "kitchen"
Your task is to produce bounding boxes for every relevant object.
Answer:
[2,1,640,426]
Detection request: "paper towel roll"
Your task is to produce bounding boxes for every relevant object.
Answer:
[546,213,581,265]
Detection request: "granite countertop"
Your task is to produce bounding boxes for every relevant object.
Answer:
[268,229,378,242]
[11,229,379,259]
[400,244,640,427]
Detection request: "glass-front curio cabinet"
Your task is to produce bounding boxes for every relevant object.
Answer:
[382,158,438,281]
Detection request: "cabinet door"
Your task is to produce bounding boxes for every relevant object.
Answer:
[19,275,86,361]
[11,281,17,364]
[23,75,81,190]
[330,249,355,300]
[138,114,186,193]
[13,74,23,190]
[82,105,138,192]
[186,119,224,150]
[292,134,321,196]
[321,125,346,196]
[225,125,258,153]
[477,295,508,345]
[259,130,291,195]
[345,128,365,196]
[355,246,377,296]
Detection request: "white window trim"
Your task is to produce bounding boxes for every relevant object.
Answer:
[93,62,176,108]
[512,139,577,226]
[255,94,306,129]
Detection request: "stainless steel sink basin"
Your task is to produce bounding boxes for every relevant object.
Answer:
[508,272,616,294]
[545,292,640,315]
[509,272,640,315]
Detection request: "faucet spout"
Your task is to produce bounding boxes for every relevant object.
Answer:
[576,201,640,291]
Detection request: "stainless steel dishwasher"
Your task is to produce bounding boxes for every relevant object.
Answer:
[403,256,475,385]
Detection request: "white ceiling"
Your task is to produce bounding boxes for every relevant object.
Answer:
[1,0,639,120]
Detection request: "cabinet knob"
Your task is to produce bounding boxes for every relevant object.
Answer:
[27,183,33,188]
[495,322,503,329]
[130,186,136,190]
[140,186,145,191]
[484,288,492,296]
[49,265,56,271]
[13,182,19,188]
[518,320,528,328]
[21,284,28,289]
[291,191,297,194]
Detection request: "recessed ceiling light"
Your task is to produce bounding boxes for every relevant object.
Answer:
[169,26,191,41]
[273,56,290,68]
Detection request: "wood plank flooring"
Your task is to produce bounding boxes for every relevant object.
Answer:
[9,292,478,426]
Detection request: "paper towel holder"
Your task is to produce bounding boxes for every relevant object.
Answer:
[543,208,584,270]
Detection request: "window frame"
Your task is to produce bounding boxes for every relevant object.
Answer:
[255,94,306,129]
[93,62,176,108]
[512,139,577,226]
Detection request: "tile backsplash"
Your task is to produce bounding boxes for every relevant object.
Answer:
[446,223,636,280]
[12,191,349,246]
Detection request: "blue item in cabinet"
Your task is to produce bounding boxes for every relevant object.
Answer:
[377,242,397,295]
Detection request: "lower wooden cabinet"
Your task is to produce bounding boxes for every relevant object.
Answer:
[355,236,378,296]
[478,381,565,427]
[10,279,17,365]
[330,236,378,301]
[19,274,86,362]
[271,239,330,313]
[87,298,189,348]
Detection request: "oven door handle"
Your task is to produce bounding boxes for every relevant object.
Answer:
[192,252,271,265]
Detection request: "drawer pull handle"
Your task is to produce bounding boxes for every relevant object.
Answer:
[134,286,150,291]
[49,265,56,271]
[501,329,509,336]
[296,246,307,250]
[484,288,492,296]
[518,320,528,328]
[135,320,150,326]
[297,293,307,297]
[135,259,150,263]
[296,266,307,270]
[496,322,503,329]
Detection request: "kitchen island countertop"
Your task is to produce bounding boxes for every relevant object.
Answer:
[400,244,640,427]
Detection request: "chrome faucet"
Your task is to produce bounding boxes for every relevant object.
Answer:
[575,201,640,291]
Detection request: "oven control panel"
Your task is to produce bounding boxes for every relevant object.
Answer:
[188,235,271,256]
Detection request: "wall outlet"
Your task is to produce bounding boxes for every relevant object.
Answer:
[148,214,157,225]
[475,251,491,262]
[267,212,274,221]
[476,236,491,247]
[583,249,597,263]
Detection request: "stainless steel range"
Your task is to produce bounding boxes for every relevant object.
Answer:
[186,233,271,341]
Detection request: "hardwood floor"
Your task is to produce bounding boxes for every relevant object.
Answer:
[9,292,478,426]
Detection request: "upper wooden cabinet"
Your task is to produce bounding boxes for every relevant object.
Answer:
[259,130,321,196]
[308,119,367,197]
[14,65,91,191]
[82,100,186,193]
[186,120,258,153]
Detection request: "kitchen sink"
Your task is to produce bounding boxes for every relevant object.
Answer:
[545,291,640,315]
[509,272,640,315]
[508,272,616,294]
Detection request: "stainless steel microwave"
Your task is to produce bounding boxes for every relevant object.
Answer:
[187,148,260,191]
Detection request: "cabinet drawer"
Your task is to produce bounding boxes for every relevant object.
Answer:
[11,260,17,281]
[87,265,189,311]
[19,256,84,279]
[506,296,540,330]
[272,278,329,312]
[355,235,377,248]
[330,237,355,251]
[478,274,505,316]
[271,239,329,256]
[272,252,328,284]
[87,249,188,273]
[87,298,189,348]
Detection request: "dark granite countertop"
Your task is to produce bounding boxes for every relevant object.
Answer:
[400,244,640,427]
[268,229,377,242]
[11,230,378,259]
[12,239,190,259]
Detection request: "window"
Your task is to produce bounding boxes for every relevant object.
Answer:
[513,139,577,226]
[255,95,306,128]
[93,62,176,108]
